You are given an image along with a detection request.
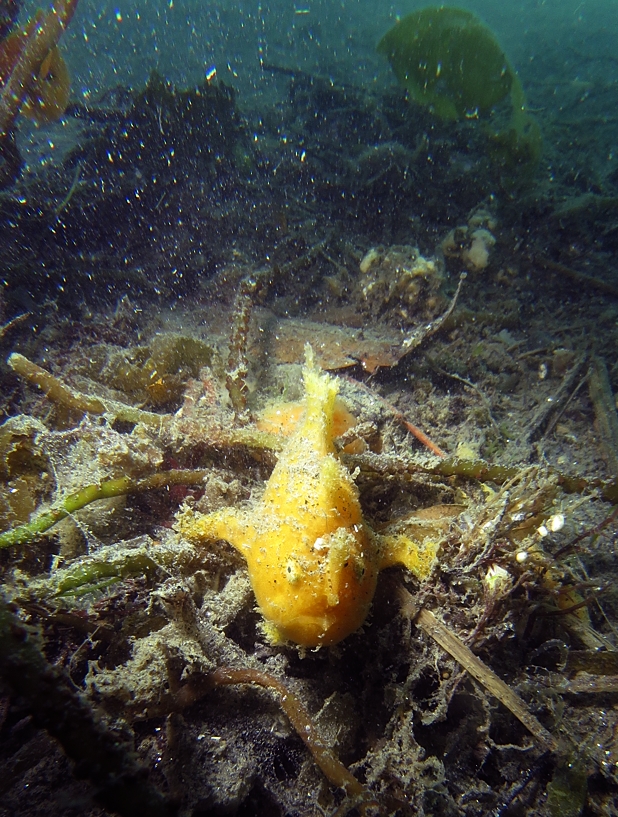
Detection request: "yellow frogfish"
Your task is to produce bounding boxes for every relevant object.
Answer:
[178,347,445,647]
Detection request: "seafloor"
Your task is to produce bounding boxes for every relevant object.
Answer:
[1,39,618,817]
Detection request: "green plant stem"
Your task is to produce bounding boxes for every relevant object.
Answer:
[8,352,106,414]
[432,458,618,503]
[0,469,210,549]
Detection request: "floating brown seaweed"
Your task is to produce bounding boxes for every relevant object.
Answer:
[0,0,78,187]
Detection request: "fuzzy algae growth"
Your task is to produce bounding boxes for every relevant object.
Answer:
[178,347,439,647]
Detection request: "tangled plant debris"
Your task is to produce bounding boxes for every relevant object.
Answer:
[0,53,618,817]
[0,256,617,816]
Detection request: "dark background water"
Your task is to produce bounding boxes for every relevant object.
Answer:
[6,0,618,305]
[15,0,615,197]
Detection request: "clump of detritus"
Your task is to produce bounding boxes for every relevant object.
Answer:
[356,244,444,323]
[0,415,51,533]
[441,208,497,272]
[3,269,618,816]
[72,332,217,409]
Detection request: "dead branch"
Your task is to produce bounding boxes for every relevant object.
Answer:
[414,606,558,752]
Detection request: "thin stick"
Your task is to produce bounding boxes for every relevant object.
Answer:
[415,607,558,752]
[401,271,466,354]
[0,313,30,339]
[537,257,618,299]
[399,415,446,457]
[342,377,446,457]
[525,353,588,443]
[209,667,370,801]
[588,355,618,476]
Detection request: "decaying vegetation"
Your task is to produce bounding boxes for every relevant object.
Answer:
[1,61,618,817]
[0,265,616,816]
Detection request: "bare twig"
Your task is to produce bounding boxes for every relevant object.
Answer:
[0,313,30,339]
[525,353,588,443]
[536,257,618,299]
[400,271,466,356]
[207,667,374,807]
[414,606,558,752]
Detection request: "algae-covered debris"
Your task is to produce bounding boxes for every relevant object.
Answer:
[72,332,218,409]
[1,4,618,807]
[68,70,244,183]
[0,252,617,814]
[0,597,177,817]
[0,415,51,532]
[546,755,588,817]
[356,244,444,320]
